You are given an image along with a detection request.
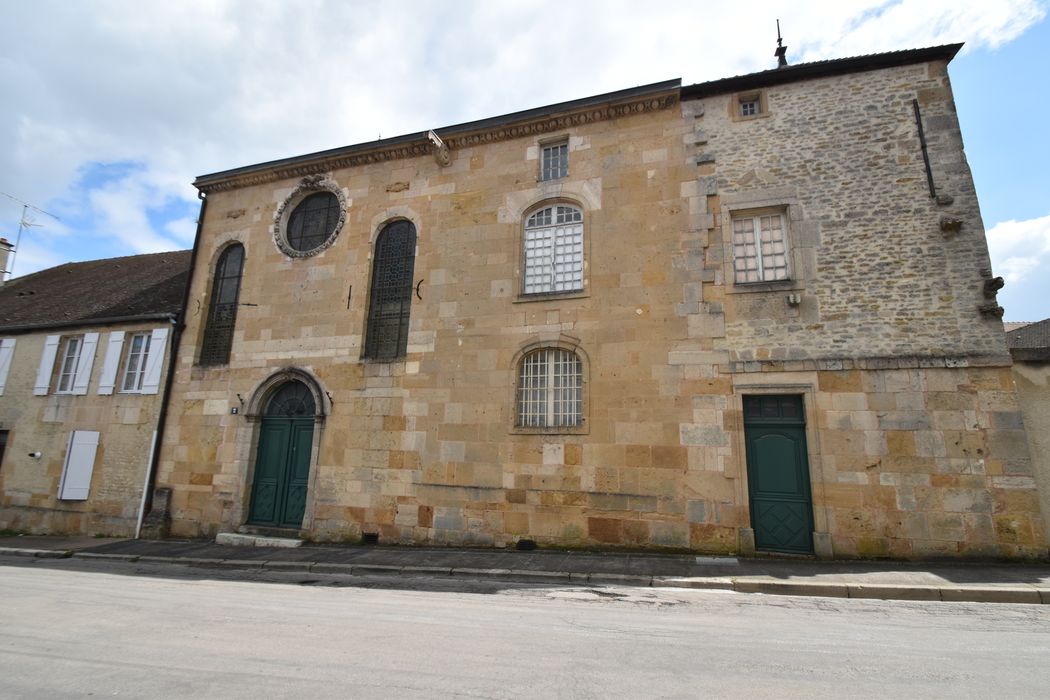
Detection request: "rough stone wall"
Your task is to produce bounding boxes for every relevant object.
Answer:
[683,59,1007,362]
[0,325,168,536]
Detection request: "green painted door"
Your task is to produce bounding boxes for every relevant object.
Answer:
[744,395,814,554]
[248,417,314,529]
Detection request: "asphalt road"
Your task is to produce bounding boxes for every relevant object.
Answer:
[2,557,1049,698]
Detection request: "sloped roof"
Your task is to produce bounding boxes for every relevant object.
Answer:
[0,250,191,333]
[1007,318,1050,362]
[681,43,962,99]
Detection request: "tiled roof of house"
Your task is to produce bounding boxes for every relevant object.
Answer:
[0,250,191,333]
[1006,317,1050,361]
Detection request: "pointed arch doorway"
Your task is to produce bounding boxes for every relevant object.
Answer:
[247,380,316,529]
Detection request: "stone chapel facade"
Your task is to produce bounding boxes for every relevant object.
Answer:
[152,43,1046,559]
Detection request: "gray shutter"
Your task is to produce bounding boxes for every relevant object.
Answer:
[71,332,99,396]
[33,335,60,396]
[97,331,125,395]
[58,430,100,500]
[140,327,169,395]
[0,338,15,395]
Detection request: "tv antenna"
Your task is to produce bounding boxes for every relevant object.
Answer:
[0,191,60,281]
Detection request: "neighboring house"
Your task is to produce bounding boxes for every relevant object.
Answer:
[151,42,1044,559]
[1007,319,1050,542]
[0,250,191,536]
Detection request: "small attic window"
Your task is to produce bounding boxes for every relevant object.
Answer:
[734,91,767,121]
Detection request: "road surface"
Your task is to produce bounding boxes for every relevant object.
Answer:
[1,557,1048,698]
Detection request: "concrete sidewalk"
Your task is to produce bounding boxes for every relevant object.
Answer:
[3,535,1049,604]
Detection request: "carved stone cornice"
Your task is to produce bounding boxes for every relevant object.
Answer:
[195,88,679,194]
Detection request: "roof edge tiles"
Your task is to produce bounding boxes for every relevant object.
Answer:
[191,43,962,194]
[193,79,682,193]
[681,43,963,99]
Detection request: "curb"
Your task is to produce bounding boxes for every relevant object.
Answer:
[0,547,72,559]
[4,548,1047,604]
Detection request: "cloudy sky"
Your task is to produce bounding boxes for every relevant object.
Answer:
[1,0,1047,320]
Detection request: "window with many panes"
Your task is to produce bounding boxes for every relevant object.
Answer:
[540,141,568,181]
[286,192,341,253]
[523,205,583,295]
[120,332,151,392]
[364,220,417,360]
[516,347,583,428]
[732,213,789,283]
[200,243,245,366]
[55,336,83,393]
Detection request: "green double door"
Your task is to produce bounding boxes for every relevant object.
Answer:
[248,417,314,529]
[744,395,814,554]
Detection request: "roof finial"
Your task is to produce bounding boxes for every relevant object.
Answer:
[775,19,788,68]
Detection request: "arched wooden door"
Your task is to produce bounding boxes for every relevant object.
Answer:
[247,380,316,529]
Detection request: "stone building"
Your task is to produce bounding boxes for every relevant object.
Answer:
[152,42,1045,559]
[0,250,190,536]
[1006,319,1050,542]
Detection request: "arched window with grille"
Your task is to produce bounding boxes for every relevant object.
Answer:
[364,220,417,360]
[523,204,583,295]
[516,347,583,428]
[200,243,244,366]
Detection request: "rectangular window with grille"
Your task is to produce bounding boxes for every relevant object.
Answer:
[732,213,789,283]
[516,348,582,428]
[540,141,568,181]
[523,205,583,295]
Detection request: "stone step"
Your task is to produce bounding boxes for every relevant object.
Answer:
[215,532,302,548]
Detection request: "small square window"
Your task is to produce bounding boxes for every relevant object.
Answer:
[540,141,568,181]
[740,100,759,117]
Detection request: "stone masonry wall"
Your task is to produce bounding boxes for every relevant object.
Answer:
[0,325,168,536]
[155,57,1045,559]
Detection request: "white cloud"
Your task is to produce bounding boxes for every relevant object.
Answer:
[0,0,1046,277]
[987,213,1050,283]
[987,213,1050,321]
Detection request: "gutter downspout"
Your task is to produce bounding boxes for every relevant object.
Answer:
[136,190,207,537]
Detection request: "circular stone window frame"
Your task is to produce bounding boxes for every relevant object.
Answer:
[272,174,348,258]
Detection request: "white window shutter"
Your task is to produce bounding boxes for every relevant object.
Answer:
[71,332,99,396]
[58,430,100,500]
[33,335,60,396]
[140,327,169,395]
[97,331,125,395]
[0,338,15,396]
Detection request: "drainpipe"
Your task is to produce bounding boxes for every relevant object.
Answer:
[136,190,207,536]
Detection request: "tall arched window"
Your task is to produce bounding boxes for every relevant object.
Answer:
[200,243,244,366]
[523,204,583,295]
[364,220,416,360]
[516,347,583,428]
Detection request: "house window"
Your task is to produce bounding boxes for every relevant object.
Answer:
[364,220,417,360]
[33,333,98,396]
[0,430,7,472]
[55,336,83,393]
[523,205,584,295]
[120,333,151,392]
[735,92,765,119]
[732,213,789,283]
[540,141,568,181]
[516,347,583,428]
[200,243,245,366]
